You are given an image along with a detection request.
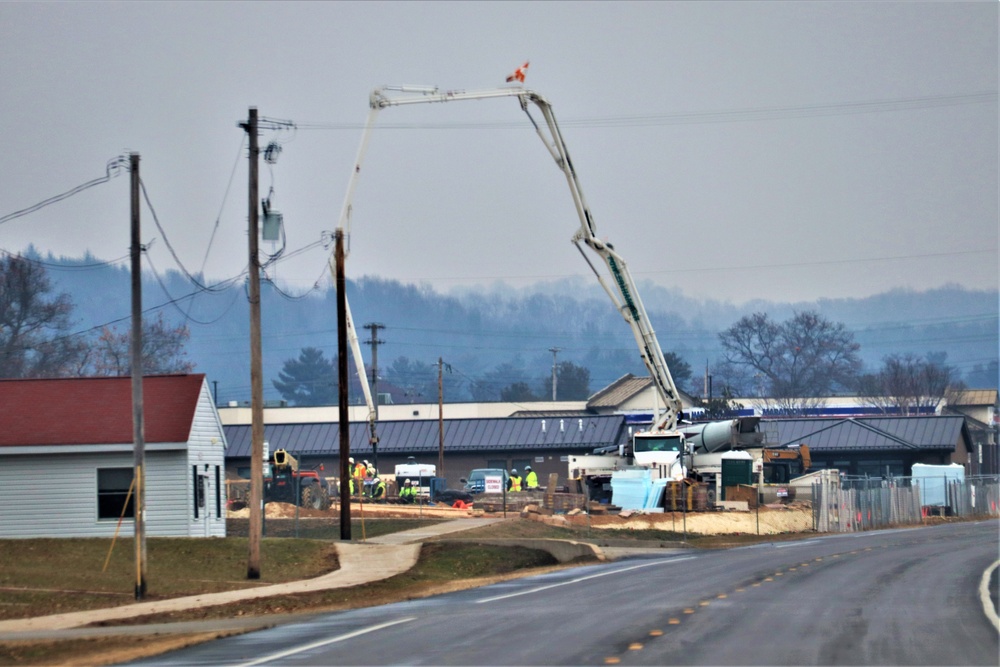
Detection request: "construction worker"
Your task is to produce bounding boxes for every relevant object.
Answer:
[524,465,539,489]
[352,458,367,495]
[371,477,386,501]
[509,469,522,492]
[399,479,417,504]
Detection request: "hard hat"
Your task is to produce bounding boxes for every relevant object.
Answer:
[349,457,354,464]
[525,465,532,470]
[511,469,518,474]
[404,479,411,484]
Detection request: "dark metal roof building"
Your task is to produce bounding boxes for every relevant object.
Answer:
[224,415,629,459]
[766,416,971,453]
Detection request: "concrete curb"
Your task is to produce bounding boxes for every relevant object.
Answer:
[430,537,605,563]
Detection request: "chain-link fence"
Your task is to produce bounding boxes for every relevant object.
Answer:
[813,474,1000,533]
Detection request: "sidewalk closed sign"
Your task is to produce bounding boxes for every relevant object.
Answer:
[485,475,503,494]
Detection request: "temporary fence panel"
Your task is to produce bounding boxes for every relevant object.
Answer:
[813,475,999,533]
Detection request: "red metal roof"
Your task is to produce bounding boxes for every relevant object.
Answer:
[0,374,206,446]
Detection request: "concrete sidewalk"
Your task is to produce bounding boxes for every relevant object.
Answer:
[0,518,504,636]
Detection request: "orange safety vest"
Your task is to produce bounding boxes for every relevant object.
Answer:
[510,475,522,492]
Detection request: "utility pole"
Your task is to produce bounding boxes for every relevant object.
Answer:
[704,360,712,401]
[438,357,445,478]
[549,347,561,401]
[363,323,384,471]
[336,230,351,541]
[129,152,147,600]
[363,323,385,416]
[240,108,264,580]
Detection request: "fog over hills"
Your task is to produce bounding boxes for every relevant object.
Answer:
[35,251,999,405]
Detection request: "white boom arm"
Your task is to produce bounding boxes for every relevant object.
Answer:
[335,84,683,432]
[325,262,379,451]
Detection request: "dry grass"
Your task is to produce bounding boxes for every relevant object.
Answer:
[0,522,562,667]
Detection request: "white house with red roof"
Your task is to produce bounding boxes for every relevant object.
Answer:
[0,374,227,538]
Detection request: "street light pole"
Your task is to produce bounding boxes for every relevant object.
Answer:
[549,347,561,401]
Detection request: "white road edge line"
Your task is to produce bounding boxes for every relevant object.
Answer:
[979,560,999,632]
[475,556,697,604]
[235,616,416,667]
[774,540,819,548]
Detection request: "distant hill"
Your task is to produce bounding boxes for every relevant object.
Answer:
[33,251,1000,404]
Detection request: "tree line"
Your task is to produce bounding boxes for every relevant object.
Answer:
[270,307,969,418]
[2,252,994,419]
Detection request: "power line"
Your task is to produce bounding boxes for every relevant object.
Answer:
[0,248,130,270]
[0,156,129,226]
[294,91,997,131]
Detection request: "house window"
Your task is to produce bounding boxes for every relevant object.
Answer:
[97,468,134,520]
[215,466,222,518]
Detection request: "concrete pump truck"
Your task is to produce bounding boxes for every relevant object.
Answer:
[335,75,801,507]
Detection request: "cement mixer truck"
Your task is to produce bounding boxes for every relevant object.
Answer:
[570,417,769,504]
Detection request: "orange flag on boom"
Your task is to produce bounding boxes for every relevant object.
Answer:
[505,61,529,83]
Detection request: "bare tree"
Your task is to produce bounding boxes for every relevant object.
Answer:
[719,311,862,413]
[87,312,195,376]
[0,254,87,378]
[856,352,963,415]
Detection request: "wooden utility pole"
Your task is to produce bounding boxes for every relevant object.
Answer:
[438,357,445,478]
[336,230,352,540]
[241,108,264,579]
[129,152,147,600]
[363,322,385,470]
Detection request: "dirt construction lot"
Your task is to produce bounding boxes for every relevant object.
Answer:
[229,499,816,536]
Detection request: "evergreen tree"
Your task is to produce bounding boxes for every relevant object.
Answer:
[273,347,337,406]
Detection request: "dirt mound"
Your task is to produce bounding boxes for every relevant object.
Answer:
[562,506,814,535]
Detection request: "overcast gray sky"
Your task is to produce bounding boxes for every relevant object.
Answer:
[1,1,996,305]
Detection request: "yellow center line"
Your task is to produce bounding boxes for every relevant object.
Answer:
[650,629,665,635]
[604,657,620,664]
[629,643,644,651]
[668,619,680,625]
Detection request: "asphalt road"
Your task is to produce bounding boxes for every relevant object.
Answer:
[132,521,999,666]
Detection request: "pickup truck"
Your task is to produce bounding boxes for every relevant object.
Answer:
[461,468,510,494]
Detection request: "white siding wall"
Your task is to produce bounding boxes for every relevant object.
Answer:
[0,450,190,538]
[185,379,228,537]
